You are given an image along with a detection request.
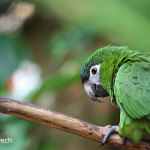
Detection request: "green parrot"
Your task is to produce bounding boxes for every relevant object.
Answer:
[80,45,150,144]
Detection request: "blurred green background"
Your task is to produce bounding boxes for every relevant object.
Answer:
[0,0,150,150]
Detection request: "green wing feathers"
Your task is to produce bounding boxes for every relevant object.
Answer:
[114,61,150,119]
[114,61,150,143]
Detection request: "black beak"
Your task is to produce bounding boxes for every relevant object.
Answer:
[84,82,109,102]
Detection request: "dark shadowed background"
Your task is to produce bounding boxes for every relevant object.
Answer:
[0,0,150,150]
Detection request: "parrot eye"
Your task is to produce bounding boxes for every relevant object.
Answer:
[91,67,97,75]
[89,64,100,83]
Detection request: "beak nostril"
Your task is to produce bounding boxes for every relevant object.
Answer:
[93,84,96,90]
[91,83,96,93]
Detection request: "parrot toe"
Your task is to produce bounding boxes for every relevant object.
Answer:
[101,125,119,145]
[123,137,128,145]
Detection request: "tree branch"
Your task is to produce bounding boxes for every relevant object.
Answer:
[0,96,149,150]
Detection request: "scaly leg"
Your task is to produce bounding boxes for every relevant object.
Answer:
[101,125,119,146]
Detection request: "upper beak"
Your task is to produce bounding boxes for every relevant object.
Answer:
[84,81,109,103]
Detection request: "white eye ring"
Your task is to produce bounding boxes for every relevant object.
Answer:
[89,64,100,83]
[91,67,97,75]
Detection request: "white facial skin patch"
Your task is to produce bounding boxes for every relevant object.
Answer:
[89,64,100,84]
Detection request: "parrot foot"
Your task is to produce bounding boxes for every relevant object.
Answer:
[101,125,119,146]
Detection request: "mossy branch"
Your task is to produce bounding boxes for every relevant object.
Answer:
[0,96,149,150]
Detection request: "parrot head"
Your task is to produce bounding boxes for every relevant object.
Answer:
[80,48,109,103]
[80,45,140,103]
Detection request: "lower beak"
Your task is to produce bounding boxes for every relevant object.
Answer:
[84,82,109,102]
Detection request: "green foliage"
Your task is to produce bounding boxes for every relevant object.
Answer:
[0,118,31,150]
[31,63,79,99]
[37,141,59,150]
[48,28,92,60]
[36,0,150,50]
[0,35,30,92]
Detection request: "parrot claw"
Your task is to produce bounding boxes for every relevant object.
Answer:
[101,125,119,145]
[123,137,128,145]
